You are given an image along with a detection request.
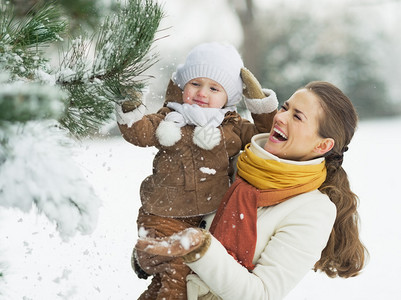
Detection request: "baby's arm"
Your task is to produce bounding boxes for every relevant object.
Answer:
[247,95,277,133]
[117,78,183,147]
[117,105,171,147]
[237,68,278,146]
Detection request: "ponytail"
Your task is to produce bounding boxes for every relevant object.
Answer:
[316,155,366,277]
[304,81,368,278]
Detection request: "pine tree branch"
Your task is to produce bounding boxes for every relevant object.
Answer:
[1,0,165,136]
[0,0,67,80]
[0,1,67,125]
[0,80,66,123]
[57,0,164,137]
[1,0,66,49]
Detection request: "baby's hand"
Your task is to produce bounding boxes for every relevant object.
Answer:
[121,99,142,113]
[241,67,265,99]
[135,228,205,257]
[241,67,278,114]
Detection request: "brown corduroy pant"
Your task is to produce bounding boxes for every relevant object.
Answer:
[136,208,202,300]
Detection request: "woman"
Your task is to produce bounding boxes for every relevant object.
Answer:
[136,81,367,300]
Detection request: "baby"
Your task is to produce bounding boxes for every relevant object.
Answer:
[116,42,278,300]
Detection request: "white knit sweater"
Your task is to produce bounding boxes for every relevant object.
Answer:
[186,134,336,300]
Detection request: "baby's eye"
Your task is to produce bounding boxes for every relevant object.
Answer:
[191,82,200,86]
[210,87,219,92]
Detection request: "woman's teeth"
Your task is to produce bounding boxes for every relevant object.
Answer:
[274,127,288,141]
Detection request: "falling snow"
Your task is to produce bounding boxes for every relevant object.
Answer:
[199,167,216,175]
[0,118,401,299]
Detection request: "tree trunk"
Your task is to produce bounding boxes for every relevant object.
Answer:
[10,0,40,16]
[230,0,266,82]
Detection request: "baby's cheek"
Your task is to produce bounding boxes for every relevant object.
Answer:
[183,96,192,104]
[182,91,190,103]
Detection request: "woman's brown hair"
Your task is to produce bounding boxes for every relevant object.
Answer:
[304,81,368,278]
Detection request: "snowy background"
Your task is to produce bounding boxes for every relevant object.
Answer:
[1,0,401,299]
[1,116,401,300]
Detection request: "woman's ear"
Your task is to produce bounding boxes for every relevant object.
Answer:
[313,138,335,155]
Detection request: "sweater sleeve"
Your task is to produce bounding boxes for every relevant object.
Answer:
[225,111,275,155]
[187,194,336,300]
[118,107,171,147]
[246,88,278,139]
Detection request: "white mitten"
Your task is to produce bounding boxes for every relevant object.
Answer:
[241,67,278,114]
[245,88,278,114]
[115,102,146,127]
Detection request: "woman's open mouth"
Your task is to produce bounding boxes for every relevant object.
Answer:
[271,127,288,142]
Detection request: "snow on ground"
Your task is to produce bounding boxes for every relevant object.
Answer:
[1,117,401,299]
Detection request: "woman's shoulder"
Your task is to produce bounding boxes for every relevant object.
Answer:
[259,190,336,227]
[256,190,336,253]
[279,189,334,210]
[294,189,332,202]
[289,190,335,214]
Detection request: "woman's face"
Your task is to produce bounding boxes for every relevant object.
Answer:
[182,77,228,108]
[264,88,333,161]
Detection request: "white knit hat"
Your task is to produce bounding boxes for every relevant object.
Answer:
[173,42,244,107]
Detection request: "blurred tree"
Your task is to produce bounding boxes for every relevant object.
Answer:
[0,0,163,287]
[57,0,103,31]
[229,0,263,81]
[229,0,398,118]
[9,0,39,16]
[10,0,109,33]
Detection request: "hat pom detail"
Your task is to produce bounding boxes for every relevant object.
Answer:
[156,120,182,147]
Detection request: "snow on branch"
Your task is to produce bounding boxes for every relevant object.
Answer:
[0,0,165,241]
[0,120,100,239]
[0,71,65,122]
[58,0,164,136]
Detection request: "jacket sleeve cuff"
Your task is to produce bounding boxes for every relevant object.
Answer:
[245,88,278,114]
[115,103,146,127]
[183,229,212,263]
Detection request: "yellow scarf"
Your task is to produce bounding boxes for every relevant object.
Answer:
[210,144,327,270]
[237,144,327,190]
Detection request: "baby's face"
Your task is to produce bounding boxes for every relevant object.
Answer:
[182,77,228,108]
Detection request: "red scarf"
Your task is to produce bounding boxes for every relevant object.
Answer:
[209,153,326,271]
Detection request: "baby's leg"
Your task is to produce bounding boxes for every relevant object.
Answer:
[158,257,190,300]
[137,274,162,300]
[136,208,202,299]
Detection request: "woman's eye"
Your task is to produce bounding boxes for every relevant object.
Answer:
[294,114,302,120]
[279,105,288,111]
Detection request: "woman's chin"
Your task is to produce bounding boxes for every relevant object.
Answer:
[264,143,279,156]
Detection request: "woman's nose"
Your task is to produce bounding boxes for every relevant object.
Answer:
[275,110,288,125]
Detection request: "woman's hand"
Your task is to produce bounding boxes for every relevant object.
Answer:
[133,249,175,276]
[135,228,212,263]
[135,227,206,257]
